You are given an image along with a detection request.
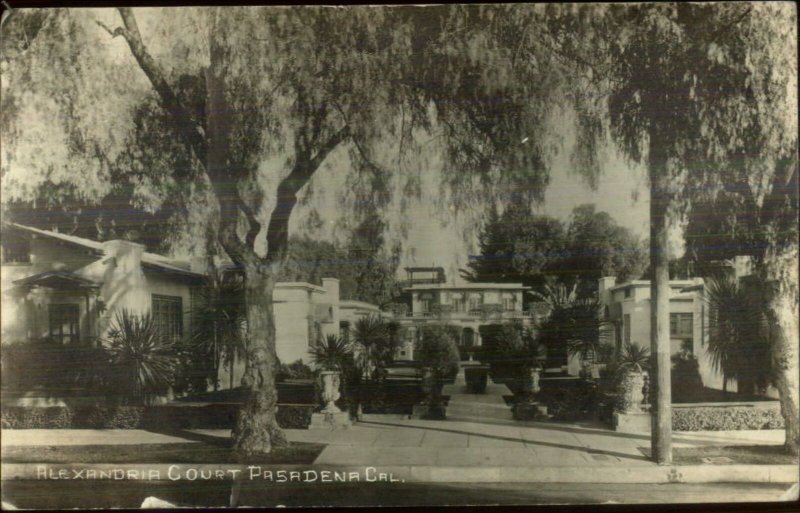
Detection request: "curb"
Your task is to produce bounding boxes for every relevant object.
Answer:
[3,463,797,484]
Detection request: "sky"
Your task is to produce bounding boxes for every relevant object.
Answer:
[285,120,654,285]
[398,150,651,285]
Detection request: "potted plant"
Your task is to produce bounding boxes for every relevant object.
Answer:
[615,343,650,414]
[308,334,354,415]
[413,325,460,419]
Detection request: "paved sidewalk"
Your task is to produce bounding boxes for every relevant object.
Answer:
[1,418,786,469]
[3,421,796,484]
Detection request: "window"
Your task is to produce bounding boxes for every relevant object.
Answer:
[624,287,632,299]
[339,321,351,342]
[670,313,693,338]
[468,294,482,312]
[419,293,433,314]
[152,294,183,342]
[49,304,80,344]
[1,234,30,264]
[623,314,631,345]
[501,293,516,311]
[452,293,466,312]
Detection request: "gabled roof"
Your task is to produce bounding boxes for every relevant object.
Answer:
[6,223,205,280]
[14,271,101,289]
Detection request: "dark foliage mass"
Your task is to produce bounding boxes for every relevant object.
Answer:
[462,202,647,298]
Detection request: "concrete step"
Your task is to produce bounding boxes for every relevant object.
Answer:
[446,405,514,421]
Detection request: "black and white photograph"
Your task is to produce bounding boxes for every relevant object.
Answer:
[0,2,798,509]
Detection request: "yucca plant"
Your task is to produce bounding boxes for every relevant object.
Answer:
[352,315,394,380]
[189,270,248,391]
[705,275,771,394]
[308,334,354,373]
[533,283,610,366]
[617,342,650,375]
[106,309,178,405]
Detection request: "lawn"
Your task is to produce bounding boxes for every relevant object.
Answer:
[671,445,798,465]
[1,441,326,465]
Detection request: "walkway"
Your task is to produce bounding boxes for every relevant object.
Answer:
[441,368,514,422]
[2,422,786,468]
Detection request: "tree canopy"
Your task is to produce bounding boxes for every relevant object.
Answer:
[461,201,646,297]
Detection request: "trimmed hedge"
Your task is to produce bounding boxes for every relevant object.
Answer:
[1,404,315,430]
[464,366,489,394]
[672,404,784,431]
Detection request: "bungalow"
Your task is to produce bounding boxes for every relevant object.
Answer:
[1,223,204,347]
[1,224,382,392]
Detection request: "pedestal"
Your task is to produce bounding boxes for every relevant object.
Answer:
[411,403,446,420]
[612,411,651,433]
[309,410,352,430]
[512,401,548,421]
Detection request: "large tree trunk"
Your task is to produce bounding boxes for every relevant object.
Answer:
[762,246,799,456]
[649,141,673,464]
[232,267,287,456]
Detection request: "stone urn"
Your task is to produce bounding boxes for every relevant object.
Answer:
[529,367,542,394]
[319,370,342,413]
[616,370,645,413]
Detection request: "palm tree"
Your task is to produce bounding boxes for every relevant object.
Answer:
[705,275,771,394]
[531,282,611,366]
[190,269,248,390]
[106,309,177,405]
[351,315,395,380]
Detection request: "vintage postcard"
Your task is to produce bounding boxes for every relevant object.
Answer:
[1,3,798,509]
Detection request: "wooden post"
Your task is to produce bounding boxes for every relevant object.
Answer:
[649,145,673,464]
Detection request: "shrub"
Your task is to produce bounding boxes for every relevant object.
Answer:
[276,405,315,428]
[0,341,112,394]
[537,379,599,421]
[415,325,460,381]
[73,406,147,429]
[465,366,489,393]
[1,406,73,429]
[671,352,705,403]
[672,404,784,431]
[278,359,317,381]
[1,403,315,430]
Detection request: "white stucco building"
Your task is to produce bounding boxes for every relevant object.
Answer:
[597,275,727,390]
[1,223,383,392]
[395,267,535,360]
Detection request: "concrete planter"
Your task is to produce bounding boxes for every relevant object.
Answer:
[319,371,342,413]
[310,370,351,429]
[616,371,645,413]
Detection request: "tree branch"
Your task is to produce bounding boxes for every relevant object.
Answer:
[265,125,350,269]
[102,8,208,167]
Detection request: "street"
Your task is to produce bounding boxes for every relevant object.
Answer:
[1,479,795,509]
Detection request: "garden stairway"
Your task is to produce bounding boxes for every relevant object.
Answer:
[442,370,514,422]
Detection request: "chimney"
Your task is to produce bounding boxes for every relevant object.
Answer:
[101,240,150,315]
[598,276,617,304]
[322,278,340,304]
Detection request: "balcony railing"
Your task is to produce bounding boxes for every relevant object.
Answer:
[405,309,532,319]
